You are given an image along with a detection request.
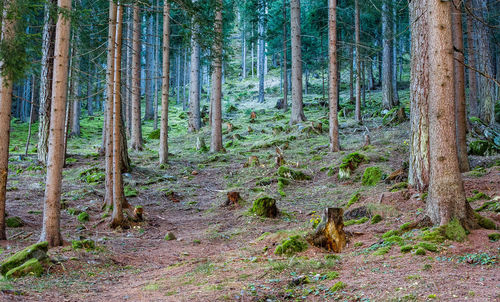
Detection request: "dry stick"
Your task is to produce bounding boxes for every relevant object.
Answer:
[456,58,500,88]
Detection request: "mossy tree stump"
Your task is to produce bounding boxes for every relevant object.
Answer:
[251,196,278,218]
[307,208,346,253]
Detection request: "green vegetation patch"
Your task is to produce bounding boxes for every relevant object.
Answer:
[71,239,95,250]
[467,192,490,202]
[345,192,360,208]
[475,213,496,230]
[274,235,308,256]
[79,167,105,184]
[371,214,382,224]
[329,281,346,292]
[400,245,413,253]
[414,247,426,256]
[487,233,500,242]
[418,242,438,252]
[442,218,467,242]
[6,217,24,228]
[362,166,382,186]
[277,166,311,180]
[0,242,48,275]
[250,196,278,218]
[77,212,90,223]
[338,152,368,180]
[148,129,161,140]
[5,258,43,279]
[344,217,368,226]
[468,140,493,156]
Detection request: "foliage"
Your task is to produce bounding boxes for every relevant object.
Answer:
[77,212,89,223]
[467,192,490,202]
[329,281,346,293]
[6,217,24,228]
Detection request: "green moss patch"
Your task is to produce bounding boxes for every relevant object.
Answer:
[344,217,368,226]
[468,140,493,156]
[400,245,413,253]
[77,212,90,223]
[476,201,500,212]
[329,281,346,292]
[371,214,382,224]
[274,235,308,256]
[442,218,467,242]
[148,129,161,140]
[414,247,426,256]
[0,242,48,276]
[5,258,43,279]
[6,217,24,228]
[372,246,391,256]
[71,239,95,250]
[338,152,368,179]
[277,166,311,181]
[418,242,438,252]
[467,192,490,202]
[346,192,360,208]
[250,196,278,218]
[79,167,105,184]
[475,213,497,230]
[382,229,400,238]
[487,233,500,242]
[362,166,382,186]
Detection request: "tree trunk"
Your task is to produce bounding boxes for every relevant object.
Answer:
[392,2,399,106]
[130,3,143,150]
[465,1,478,117]
[381,0,394,109]
[183,47,188,111]
[188,0,201,132]
[328,0,339,152]
[368,57,374,90]
[25,76,36,156]
[0,0,16,240]
[87,66,93,116]
[408,0,430,192]
[451,0,470,172]
[241,13,246,80]
[70,45,81,137]
[40,0,72,247]
[144,14,154,121]
[306,208,346,253]
[153,0,160,130]
[290,0,305,124]
[282,0,288,112]
[210,0,223,152]
[427,0,475,228]
[37,0,57,165]
[159,2,171,165]
[354,0,362,122]
[176,51,180,105]
[126,6,133,136]
[258,0,265,103]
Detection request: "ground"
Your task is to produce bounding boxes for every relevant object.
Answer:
[1,80,499,301]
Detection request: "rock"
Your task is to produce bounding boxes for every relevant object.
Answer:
[250,196,278,218]
[164,232,176,241]
[5,258,43,279]
[6,217,24,228]
[306,208,346,253]
[289,275,310,286]
[0,242,48,276]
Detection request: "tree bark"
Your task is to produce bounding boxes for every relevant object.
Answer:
[241,11,246,80]
[258,0,265,103]
[188,0,201,132]
[144,14,154,121]
[0,0,16,240]
[40,0,72,247]
[354,0,362,122]
[427,0,475,228]
[290,0,305,124]
[70,43,81,137]
[130,3,143,150]
[37,0,57,165]
[159,2,171,164]
[451,0,470,172]
[381,0,394,109]
[282,0,288,112]
[126,6,133,136]
[392,1,399,106]
[465,0,478,117]
[328,0,339,152]
[210,0,223,152]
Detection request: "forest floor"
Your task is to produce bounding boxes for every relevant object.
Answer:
[1,83,499,301]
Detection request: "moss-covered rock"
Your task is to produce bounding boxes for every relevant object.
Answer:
[0,242,48,276]
[338,152,368,180]
[5,258,43,279]
[6,216,24,228]
[71,239,95,250]
[77,211,90,222]
[250,196,278,218]
[164,232,176,241]
[468,140,492,156]
[361,166,382,186]
[274,235,308,256]
[371,214,383,224]
[475,213,497,230]
[277,166,311,180]
[414,247,426,256]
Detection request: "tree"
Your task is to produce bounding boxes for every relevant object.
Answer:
[144,13,154,121]
[159,1,171,165]
[408,0,429,192]
[426,0,475,228]
[381,0,394,109]
[282,0,288,111]
[210,0,223,152]
[258,0,265,103]
[0,0,17,240]
[130,2,143,150]
[289,0,305,124]
[465,0,478,117]
[40,0,72,247]
[354,0,361,122]
[328,0,339,152]
[188,0,201,132]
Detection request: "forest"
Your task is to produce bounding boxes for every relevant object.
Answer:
[0,0,498,300]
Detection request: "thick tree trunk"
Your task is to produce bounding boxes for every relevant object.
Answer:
[408,0,430,192]
[381,0,394,109]
[427,0,475,228]
[354,0,362,122]
[328,0,339,152]
[0,0,16,240]
[126,6,133,136]
[130,4,143,150]
[451,1,470,172]
[153,0,160,130]
[282,0,288,112]
[144,14,154,121]
[258,0,265,103]
[210,0,223,152]
[40,0,72,247]
[159,2,171,165]
[290,0,305,124]
[465,1,478,117]
[188,0,201,132]
[37,0,57,165]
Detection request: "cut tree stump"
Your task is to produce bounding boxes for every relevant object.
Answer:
[225,191,242,206]
[306,208,346,253]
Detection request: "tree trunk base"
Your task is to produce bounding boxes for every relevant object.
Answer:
[306,208,346,253]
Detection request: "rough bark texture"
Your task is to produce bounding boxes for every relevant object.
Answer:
[328,0,339,152]
[70,43,81,137]
[37,0,57,165]
[427,0,475,228]
[130,4,143,150]
[391,2,399,105]
[40,0,72,247]
[451,1,470,172]
[306,208,346,253]
[258,0,265,103]
[188,0,201,132]
[144,14,154,121]
[210,0,223,152]
[290,0,305,124]
[354,0,362,122]
[381,0,394,109]
[0,0,16,240]
[465,1,478,117]
[282,0,288,112]
[159,2,171,164]
[126,6,133,136]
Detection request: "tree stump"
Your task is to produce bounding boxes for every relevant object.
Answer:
[307,208,346,253]
[275,147,285,167]
[225,191,242,206]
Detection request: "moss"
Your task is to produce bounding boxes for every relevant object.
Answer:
[414,247,426,256]
[384,235,404,246]
[77,212,89,223]
[0,242,48,275]
[400,222,412,232]
[79,167,105,184]
[277,166,311,180]
[372,246,391,256]
[329,281,346,292]
[442,218,467,242]
[468,140,492,156]
[5,217,24,228]
[467,192,490,202]
[418,242,438,252]
[389,182,408,192]
[71,239,95,250]
[371,214,382,224]
[164,232,176,241]
[5,258,43,279]
[421,228,446,243]
[338,152,368,179]
[346,192,360,208]
[250,196,278,218]
[277,177,290,189]
[147,129,161,140]
[475,213,497,230]
[256,177,273,186]
[274,235,308,256]
[124,185,138,197]
[382,229,400,238]
[476,201,500,212]
[344,217,368,226]
[362,166,382,186]
[400,245,413,253]
[487,233,500,242]
[67,208,81,216]
[326,271,339,280]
